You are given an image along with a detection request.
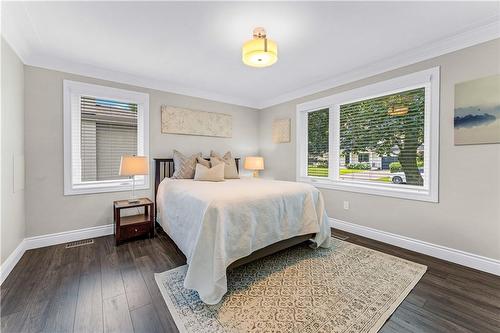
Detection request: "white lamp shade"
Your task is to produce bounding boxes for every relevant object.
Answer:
[244,156,264,170]
[119,155,149,176]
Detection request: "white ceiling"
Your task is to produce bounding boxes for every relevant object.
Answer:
[3,1,500,108]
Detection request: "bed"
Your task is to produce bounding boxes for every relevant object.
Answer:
[154,158,332,304]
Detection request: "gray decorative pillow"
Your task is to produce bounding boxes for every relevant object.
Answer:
[196,156,211,168]
[171,150,201,179]
[210,151,239,179]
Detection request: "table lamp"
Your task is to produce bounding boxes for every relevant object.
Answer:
[244,156,264,177]
[119,155,149,203]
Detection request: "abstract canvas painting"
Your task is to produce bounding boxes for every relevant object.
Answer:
[161,105,232,138]
[272,118,291,143]
[454,74,500,145]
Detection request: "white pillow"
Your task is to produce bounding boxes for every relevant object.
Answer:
[194,163,225,182]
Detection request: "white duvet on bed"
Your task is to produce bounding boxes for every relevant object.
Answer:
[156,177,331,304]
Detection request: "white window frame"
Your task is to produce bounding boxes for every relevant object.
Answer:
[63,80,150,195]
[296,67,440,202]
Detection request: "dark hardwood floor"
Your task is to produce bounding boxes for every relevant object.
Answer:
[1,227,499,333]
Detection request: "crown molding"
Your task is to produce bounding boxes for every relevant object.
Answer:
[23,53,259,108]
[256,17,500,109]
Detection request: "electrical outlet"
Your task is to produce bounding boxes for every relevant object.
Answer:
[343,201,350,210]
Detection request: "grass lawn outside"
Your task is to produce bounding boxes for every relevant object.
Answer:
[307,166,368,177]
[375,176,391,183]
[308,166,328,177]
[340,169,366,175]
[307,166,393,183]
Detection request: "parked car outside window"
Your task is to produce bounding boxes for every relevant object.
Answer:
[390,168,424,184]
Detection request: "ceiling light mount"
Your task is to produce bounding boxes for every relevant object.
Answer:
[242,27,278,68]
[252,27,267,39]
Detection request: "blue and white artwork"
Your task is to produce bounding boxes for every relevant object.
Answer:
[454,74,500,145]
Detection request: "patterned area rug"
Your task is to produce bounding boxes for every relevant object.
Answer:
[155,238,427,333]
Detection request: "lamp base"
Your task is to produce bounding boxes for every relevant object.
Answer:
[128,177,139,204]
[252,170,260,178]
[127,199,141,204]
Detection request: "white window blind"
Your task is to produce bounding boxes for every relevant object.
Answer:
[339,87,425,187]
[64,80,149,195]
[81,119,97,182]
[80,96,138,181]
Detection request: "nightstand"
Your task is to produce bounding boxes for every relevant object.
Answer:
[113,198,154,245]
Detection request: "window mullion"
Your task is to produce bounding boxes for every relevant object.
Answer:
[330,105,340,181]
[302,111,308,178]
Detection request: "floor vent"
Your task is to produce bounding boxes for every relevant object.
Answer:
[65,239,94,249]
[332,234,349,241]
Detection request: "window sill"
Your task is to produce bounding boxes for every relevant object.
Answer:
[297,176,438,202]
[64,182,149,196]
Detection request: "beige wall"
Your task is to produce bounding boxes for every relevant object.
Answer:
[1,39,26,264]
[259,39,500,260]
[24,66,260,237]
[16,38,500,262]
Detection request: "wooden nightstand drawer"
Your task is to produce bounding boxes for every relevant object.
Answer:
[120,222,150,241]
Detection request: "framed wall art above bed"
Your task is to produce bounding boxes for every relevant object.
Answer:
[161,105,232,138]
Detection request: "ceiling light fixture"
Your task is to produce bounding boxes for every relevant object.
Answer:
[242,27,278,68]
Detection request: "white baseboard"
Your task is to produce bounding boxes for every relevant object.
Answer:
[0,224,113,285]
[24,224,113,250]
[0,240,27,285]
[330,218,500,276]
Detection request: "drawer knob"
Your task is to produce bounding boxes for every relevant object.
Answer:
[134,228,138,232]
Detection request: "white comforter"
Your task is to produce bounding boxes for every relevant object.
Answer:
[156,178,331,304]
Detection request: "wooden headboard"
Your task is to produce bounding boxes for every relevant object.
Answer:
[153,157,240,209]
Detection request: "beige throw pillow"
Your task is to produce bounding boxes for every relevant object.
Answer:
[196,156,211,168]
[171,150,201,179]
[194,163,225,182]
[210,151,239,179]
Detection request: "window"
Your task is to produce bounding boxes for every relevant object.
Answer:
[357,153,369,163]
[64,80,149,195]
[307,109,329,177]
[340,87,425,185]
[296,67,439,202]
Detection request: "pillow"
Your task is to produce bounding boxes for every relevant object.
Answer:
[171,150,201,179]
[210,151,239,179]
[196,156,211,168]
[194,163,225,182]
